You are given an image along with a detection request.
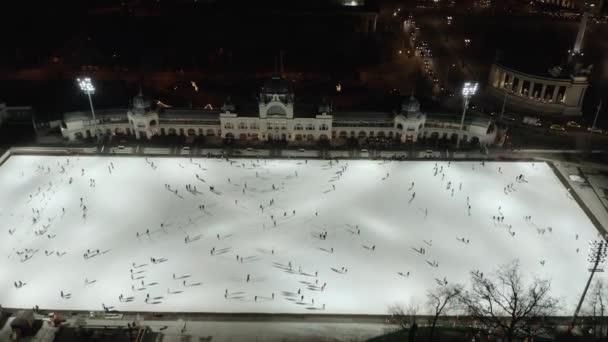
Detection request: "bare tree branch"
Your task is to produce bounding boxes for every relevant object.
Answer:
[459,259,559,342]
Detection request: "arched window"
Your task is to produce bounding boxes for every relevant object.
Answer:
[267,105,287,115]
[396,123,403,130]
[295,124,303,130]
[306,124,315,131]
[320,124,328,131]
[250,123,259,130]
[224,123,233,129]
[238,122,248,129]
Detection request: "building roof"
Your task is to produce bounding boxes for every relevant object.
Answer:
[63,109,128,122]
[495,61,569,80]
[159,108,221,121]
[332,111,394,122]
[426,113,493,128]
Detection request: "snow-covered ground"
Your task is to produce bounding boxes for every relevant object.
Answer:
[0,156,602,315]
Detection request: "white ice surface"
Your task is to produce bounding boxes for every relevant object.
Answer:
[0,156,602,314]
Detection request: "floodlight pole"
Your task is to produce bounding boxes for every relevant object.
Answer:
[457,82,477,149]
[86,91,96,123]
[77,77,97,123]
[457,97,469,149]
[572,241,608,327]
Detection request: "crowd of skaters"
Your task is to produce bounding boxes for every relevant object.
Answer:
[4,156,593,315]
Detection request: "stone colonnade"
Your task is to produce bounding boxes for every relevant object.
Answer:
[491,66,570,105]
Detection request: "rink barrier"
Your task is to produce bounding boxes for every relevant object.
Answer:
[0,306,580,326]
[0,145,606,163]
[0,149,10,168]
[547,161,607,234]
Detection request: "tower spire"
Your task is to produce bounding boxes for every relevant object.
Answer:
[274,55,278,76]
[279,50,284,76]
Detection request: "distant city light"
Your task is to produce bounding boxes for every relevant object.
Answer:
[464,38,471,47]
[191,81,199,92]
[336,83,342,92]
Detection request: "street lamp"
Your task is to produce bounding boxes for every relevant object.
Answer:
[572,240,608,327]
[77,77,96,123]
[457,82,478,148]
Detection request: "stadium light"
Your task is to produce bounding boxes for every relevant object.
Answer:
[457,82,478,148]
[77,77,97,123]
[571,240,608,327]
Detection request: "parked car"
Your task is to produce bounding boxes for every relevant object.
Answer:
[588,127,604,134]
[522,116,542,127]
[550,124,566,131]
[566,121,581,128]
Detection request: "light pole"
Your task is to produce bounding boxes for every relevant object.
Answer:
[457,82,478,149]
[572,240,608,327]
[77,77,96,123]
[592,100,602,131]
[500,82,511,122]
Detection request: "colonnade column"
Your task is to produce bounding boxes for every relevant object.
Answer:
[529,82,535,98]
[517,79,524,95]
[501,72,509,88]
[552,86,560,103]
[540,84,547,100]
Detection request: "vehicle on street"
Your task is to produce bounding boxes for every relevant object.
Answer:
[588,127,604,134]
[522,116,542,127]
[550,124,566,131]
[566,121,581,128]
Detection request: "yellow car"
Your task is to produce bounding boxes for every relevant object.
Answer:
[566,121,581,128]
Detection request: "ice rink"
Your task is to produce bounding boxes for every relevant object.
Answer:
[0,155,602,314]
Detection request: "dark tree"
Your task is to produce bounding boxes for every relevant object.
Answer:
[427,283,464,342]
[460,260,559,342]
